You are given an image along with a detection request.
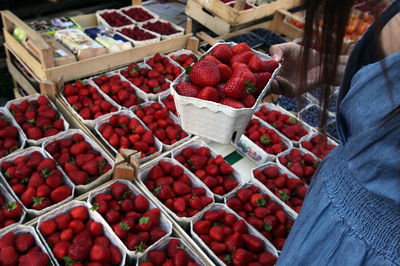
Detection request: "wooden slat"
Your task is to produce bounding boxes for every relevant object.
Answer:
[71,13,98,28]
[270,8,303,39]
[6,58,38,95]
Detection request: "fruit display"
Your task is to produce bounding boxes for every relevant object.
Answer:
[243,118,290,156]
[44,130,113,189]
[92,74,146,109]
[121,6,157,23]
[133,102,189,146]
[169,50,197,68]
[277,95,311,113]
[0,148,73,213]
[325,121,339,141]
[0,187,25,230]
[96,112,161,159]
[278,148,320,184]
[6,95,68,143]
[145,53,183,78]
[138,237,202,266]
[160,94,178,117]
[225,33,264,49]
[301,133,337,159]
[227,2,254,10]
[192,204,277,265]
[141,20,183,37]
[173,142,240,197]
[254,104,311,142]
[250,28,287,48]
[0,111,24,158]
[38,203,124,265]
[253,163,308,213]
[98,10,133,27]
[226,183,294,250]
[140,158,214,219]
[63,80,119,124]
[299,104,335,128]
[117,26,159,44]
[0,227,50,266]
[174,42,279,109]
[89,181,171,255]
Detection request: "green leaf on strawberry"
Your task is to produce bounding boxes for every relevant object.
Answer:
[90,202,99,211]
[119,222,130,231]
[135,242,146,253]
[21,178,29,184]
[263,222,272,231]
[260,136,271,145]
[63,256,79,265]
[5,202,17,211]
[33,196,45,207]
[139,216,149,225]
[153,186,161,195]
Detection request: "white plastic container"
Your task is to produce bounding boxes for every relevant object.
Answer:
[0,185,26,235]
[119,6,159,24]
[254,102,314,146]
[5,94,70,146]
[94,110,163,162]
[87,180,173,261]
[36,200,127,266]
[138,157,214,230]
[171,139,243,201]
[139,19,184,40]
[299,132,338,159]
[60,79,122,129]
[167,49,198,69]
[235,115,293,165]
[170,42,281,144]
[0,147,75,218]
[116,25,161,47]
[190,203,279,265]
[96,9,135,28]
[0,107,26,158]
[158,92,178,119]
[136,237,205,266]
[41,129,114,194]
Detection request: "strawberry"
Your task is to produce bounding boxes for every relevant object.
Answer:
[19,252,49,266]
[50,185,72,203]
[211,44,233,64]
[0,246,19,265]
[189,60,221,87]
[68,241,91,261]
[264,60,279,73]
[149,226,167,242]
[242,94,256,108]
[147,250,166,265]
[220,98,245,109]
[242,234,264,252]
[15,233,35,253]
[198,86,219,102]
[194,220,211,235]
[209,226,224,241]
[232,43,251,54]
[89,244,110,263]
[3,201,23,219]
[232,248,256,265]
[134,194,150,213]
[70,206,89,221]
[109,245,123,264]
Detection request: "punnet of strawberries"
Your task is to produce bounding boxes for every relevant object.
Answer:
[63,80,119,121]
[0,112,22,158]
[278,148,320,184]
[45,132,112,186]
[145,53,182,79]
[142,20,182,36]
[133,102,188,145]
[254,105,310,141]
[175,43,279,109]
[90,182,168,253]
[8,96,66,140]
[0,191,24,229]
[170,52,197,68]
[0,150,72,211]
[244,118,289,155]
[0,230,50,266]
[143,159,213,218]
[92,74,144,108]
[226,184,294,250]
[301,134,337,159]
[118,26,158,41]
[139,238,200,266]
[39,205,123,265]
[98,113,159,158]
[193,207,277,265]
[174,145,240,196]
[121,7,155,22]
[161,94,178,116]
[253,164,308,213]
[100,11,133,27]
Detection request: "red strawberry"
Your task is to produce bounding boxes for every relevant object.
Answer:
[220,98,245,109]
[0,246,19,265]
[50,185,72,203]
[198,86,219,102]
[70,206,89,221]
[90,243,110,263]
[147,250,166,265]
[39,220,56,236]
[194,220,211,235]
[232,248,256,265]
[52,241,70,260]
[258,251,277,265]
[211,44,233,64]
[232,43,251,54]
[15,233,35,253]
[176,82,199,97]
[264,60,279,73]
[111,182,130,200]
[242,234,264,252]
[3,202,22,219]
[68,241,91,261]
[255,72,272,94]
[19,252,49,266]
[189,60,221,87]
[109,245,123,264]
[209,226,224,241]
[149,226,167,242]
[0,232,14,248]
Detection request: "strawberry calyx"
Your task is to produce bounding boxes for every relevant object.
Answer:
[313,161,319,168]
[41,168,53,178]
[98,160,107,173]
[152,87,161,93]
[279,191,290,202]
[121,191,132,200]
[0,115,9,122]
[33,196,45,207]
[263,222,273,231]
[286,162,292,168]
[212,222,220,226]
[178,244,186,250]
[256,197,266,207]
[185,66,192,75]
[289,117,297,124]
[139,216,149,225]
[43,125,53,131]
[90,202,99,211]
[249,212,254,216]
[86,177,95,185]
[63,256,79,265]
[26,119,36,123]
[260,136,271,145]
[5,202,17,211]
[119,222,130,231]
[153,186,161,195]
[8,146,18,153]
[135,241,146,253]
[224,253,233,263]
[301,160,305,166]
[244,80,256,94]
[21,178,29,184]
[272,122,277,128]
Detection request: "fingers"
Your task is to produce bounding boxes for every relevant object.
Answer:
[269,42,301,62]
[270,76,296,97]
[269,45,283,62]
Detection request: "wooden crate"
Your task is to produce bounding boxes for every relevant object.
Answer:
[185,0,301,35]
[1,1,197,95]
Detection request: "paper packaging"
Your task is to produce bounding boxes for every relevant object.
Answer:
[119,6,159,24]
[170,42,281,144]
[59,79,122,129]
[235,115,293,165]
[54,29,107,60]
[36,200,127,266]
[171,139,243,202]
[94,110,162,162]
[253,102,314,147]
[116,25,161,47]
[0,185,26,235]
[96,9,135,28]
[1,225,54,265]
[138,157,214,230]
[84,26,132,53]
[251,161,306,215]
[0,146,75,218]
[138,19,184,40]
[0,107,26,158]
[299,132,338,159]
[131,101,191,151]
[190,203,279,265]
[5,94,70,146]
[40,34,77,66]
[86,180,172,261]
[41,129,114,195]
[136,237,205,266]
[167,49,198,69]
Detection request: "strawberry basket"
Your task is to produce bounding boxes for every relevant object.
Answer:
[170,42,281,144]
[119,6,159,24]
[0,108,26,159]
[0,185,26,234]
[42,129,114,194]
[299,132,338,160]
[138,19,184,40]
[116,25,161,47]
[167,49,198,69]
[96,9,135,28]
[87,180,173,260]
[158,92,178,119]
[138,157,214,230]
[36,200,126,266]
